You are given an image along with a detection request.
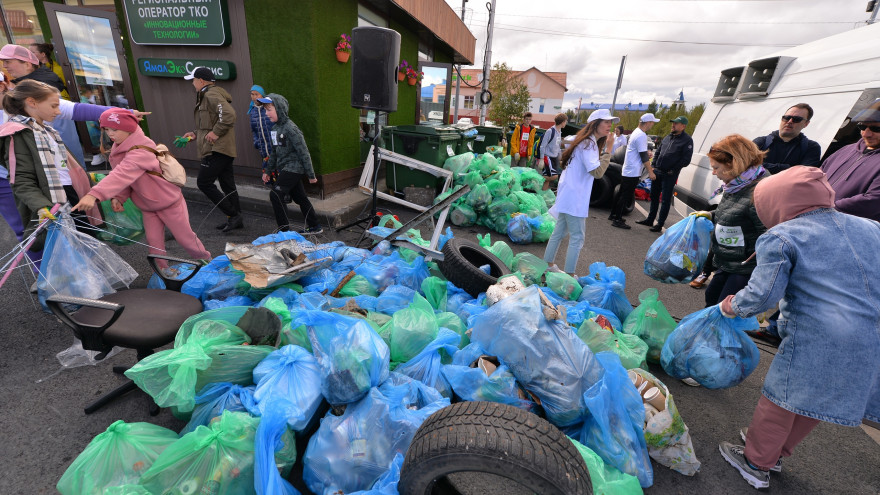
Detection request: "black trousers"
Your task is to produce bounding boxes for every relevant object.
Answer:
[646,170,679,227]
[269,171,319,229]
[197,152,240,217]
[704,269,751,307]
[610,176,639,219]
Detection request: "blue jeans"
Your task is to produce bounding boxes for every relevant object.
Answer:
[646,169,680,227]
[543,212,585,274]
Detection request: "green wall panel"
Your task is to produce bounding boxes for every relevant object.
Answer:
[388,18,418,127]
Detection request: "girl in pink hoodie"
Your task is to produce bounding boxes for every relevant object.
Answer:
[72,108,210,268]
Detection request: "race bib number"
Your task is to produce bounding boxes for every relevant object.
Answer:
[715,225,745,247]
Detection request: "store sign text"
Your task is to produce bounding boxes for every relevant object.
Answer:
[138,58,236,80]
[124,0,230,46]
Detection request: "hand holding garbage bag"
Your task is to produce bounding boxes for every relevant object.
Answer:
[622,288,678,363]
[253,345,323,431]
[577,352,653,488]
[470,286,603,426]
[661,305,760,389]
[644,214,713,283]
[56,421,177,495]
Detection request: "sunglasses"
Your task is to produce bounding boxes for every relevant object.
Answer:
[781,115,806,123]
[856,123,880,133]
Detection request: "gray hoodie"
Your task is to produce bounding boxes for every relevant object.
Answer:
[263,93,315,179]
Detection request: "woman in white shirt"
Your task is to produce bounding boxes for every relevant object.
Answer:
[543,109,618,275]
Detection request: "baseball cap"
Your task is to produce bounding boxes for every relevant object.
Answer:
[184,66,216,82]
[256,96,273,104]
[640,113,660,123]
[670,116,689,125]
[852,98,880,123]
[0,44,39,65]
[587,108,620,124]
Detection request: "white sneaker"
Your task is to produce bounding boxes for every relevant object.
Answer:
[681,377,701,387]
[91,154,106,166]
[547,264,565,274]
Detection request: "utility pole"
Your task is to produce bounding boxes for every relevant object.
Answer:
[610,55,627,116]
[453,0,467,124]
[479,0,497,125]
[868,0,879,24]
[575,97,582,124]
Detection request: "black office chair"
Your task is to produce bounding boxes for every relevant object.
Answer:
[46,254,204,415]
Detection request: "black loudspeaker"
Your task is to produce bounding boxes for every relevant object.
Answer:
[351,26,400,112]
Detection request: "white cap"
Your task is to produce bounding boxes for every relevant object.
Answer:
[587,108,620,124]
[640,113,660,123]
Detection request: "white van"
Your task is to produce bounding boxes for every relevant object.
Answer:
[674,21,880,213]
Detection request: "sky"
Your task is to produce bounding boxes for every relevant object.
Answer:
[443,0,874,111]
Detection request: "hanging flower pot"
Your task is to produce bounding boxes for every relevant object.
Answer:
[407,77,417,86]
[397,71,405,81]
[336,51,350,63]
[335,33,351,63]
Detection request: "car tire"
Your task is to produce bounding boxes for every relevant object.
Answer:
[590,175,614,207]
[439,238,511,298]
[399,401,592,495]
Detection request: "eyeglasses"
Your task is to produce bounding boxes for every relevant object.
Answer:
[781,115,806,123]
[856,123,880,133]
[709,147,733,159]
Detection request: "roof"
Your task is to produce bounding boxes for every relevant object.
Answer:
[455,67,567,91]
[578,102,670,111]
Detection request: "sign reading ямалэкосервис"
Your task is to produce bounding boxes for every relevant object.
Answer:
[138,59,236,80]
[124,0,231,46]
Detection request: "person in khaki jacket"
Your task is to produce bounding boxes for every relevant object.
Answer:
[181,66,242,232]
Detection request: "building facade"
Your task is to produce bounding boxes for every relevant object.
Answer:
[0,0,474,195]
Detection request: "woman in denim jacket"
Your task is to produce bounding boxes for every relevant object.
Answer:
[717,166,880,490]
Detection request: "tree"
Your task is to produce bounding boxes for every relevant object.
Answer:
[487,62,532,127]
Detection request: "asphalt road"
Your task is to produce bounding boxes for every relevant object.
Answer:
[0,195,877,495]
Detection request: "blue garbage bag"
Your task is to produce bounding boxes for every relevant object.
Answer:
[348,453,404,495]
[445,282,474,315]
[454,294,488,326]
[300,311,390,405]
[470,286,603,426]
[375,285,417,315]
[303,374,448,495]
[179,383,258,437]
[661,305,760,389]
[179,256,245,302]
[203,295,255,311]
[253,345,324,431]
[397,256,430,292]
[566,300,622,330]
[644,215,713,284]
[578,352,653,488]
[578,262,633,322]
[254,398,302,495]
[394,328,460,397]
[438,227,454,250]
[506,214,533,244]
[441,343,537,412]
[147,263,196,290]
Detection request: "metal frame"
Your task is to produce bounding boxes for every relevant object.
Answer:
[358,145,454,212]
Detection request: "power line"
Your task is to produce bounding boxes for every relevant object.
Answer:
[485,12,861,25]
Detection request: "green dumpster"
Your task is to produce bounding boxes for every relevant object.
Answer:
[472,125,504,154]
[380,125,459,193]
[456,128,477,155]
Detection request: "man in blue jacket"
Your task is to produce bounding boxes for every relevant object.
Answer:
[753,103,821,174]
[636,116,694,232]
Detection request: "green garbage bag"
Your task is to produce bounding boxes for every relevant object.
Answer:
[95,198,145,246]
[437,311,469,348]
[512,252,548,286]
[476,233,492,248]
[516,167,545,192]
[338,274,379,297]
[466,183,492,212]
[464,170,483,189]
[485,178,510,198]
[379,293,439,366]
[569,438,644,495]
[443,152,474,175]
[539,188,557,208]
[545,271,583,301]
[421,276,448,311]
[102,486,151,495]
[501,155,512,167]
[279,321,312,352]
[262,297,292,328]
[125,308,274,413]
[511,190,547,216]
[449,203,478,227]
[57,421,178,495]
[475,153,500,177]
[577,318,649,370]
[139,411,297,493]
[531,212,557,243]
[489,240,514,269]
[622,288,678,363]
[487,196,519,220]
[496,168,518,190]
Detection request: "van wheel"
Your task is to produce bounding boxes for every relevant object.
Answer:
[439,238,511,298]
[399,401,592,495]
[590,175,613,207]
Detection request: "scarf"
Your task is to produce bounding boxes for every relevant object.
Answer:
[710,165,769,199]
[9,115,67,203]
[248,84,265,113]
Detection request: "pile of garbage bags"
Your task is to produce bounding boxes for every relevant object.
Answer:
[58,229,704,494]
[437,152,557,244]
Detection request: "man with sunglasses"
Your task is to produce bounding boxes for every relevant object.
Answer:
[753,103,821,174]
[820,99,880,222]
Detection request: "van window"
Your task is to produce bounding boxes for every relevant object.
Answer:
[823,88,880,160]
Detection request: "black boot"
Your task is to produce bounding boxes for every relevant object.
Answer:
[222,214,244,233]
[611,219,632,229]
[215,218,229,230]
[635,219,654,226]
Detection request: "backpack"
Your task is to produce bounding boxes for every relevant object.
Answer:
[132,144,187,187]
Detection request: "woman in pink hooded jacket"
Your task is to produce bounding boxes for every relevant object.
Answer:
[73,108,210,268]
